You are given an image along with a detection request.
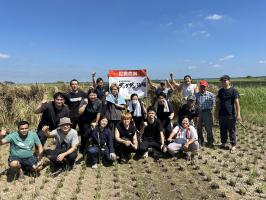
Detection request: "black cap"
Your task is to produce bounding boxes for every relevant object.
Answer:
[220,75,230,81]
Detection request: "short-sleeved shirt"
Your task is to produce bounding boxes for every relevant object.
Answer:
[156,101,174,122]
[65,90,86,118]
[79,98,102,123]
[195,91,215,111]
[218,87,240,117]
[143,119,163,142]
[3,132,41,158]
[116,122,137,141]
[178,104,199,125]
[182,84,197,104]
[50,128,79,149]
[172,125,198,140]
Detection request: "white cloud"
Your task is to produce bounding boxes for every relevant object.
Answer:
[213,64,222,68]
[0,53,10,60]
[187,65,197,70]
[258,60,266,64]
[219,55,235,61]
[205,14,223,21]
[192,30,210,37]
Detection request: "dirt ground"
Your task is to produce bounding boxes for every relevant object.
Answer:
[0,124,265,200]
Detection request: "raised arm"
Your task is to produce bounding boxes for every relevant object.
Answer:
[41,126,54,138]
[0,129,8,145]
[92,72,97,89]
[169,73,181,91]
[147,77,157,90]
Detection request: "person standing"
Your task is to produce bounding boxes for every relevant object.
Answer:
[64,79,86,129]
[195,80,215,147]
[215,75,241,153]
[78,89,102,154]
[170,74,199,104]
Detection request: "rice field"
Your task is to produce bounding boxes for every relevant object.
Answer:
[0,79,265,200]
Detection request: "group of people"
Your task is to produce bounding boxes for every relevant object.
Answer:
[0,72,241,180]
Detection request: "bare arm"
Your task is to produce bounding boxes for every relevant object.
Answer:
[234,98,241,121]
[34,100,48,114]
[78,98,88,115]
[147,77,157,90]
[166,80,175,91]
[170,73,181,91]
[167,130,177,142]
[92,72,97,89]
[42,126,54,138]
[0,129,8,145]
[131,134,138,150]
[36,144,43,161]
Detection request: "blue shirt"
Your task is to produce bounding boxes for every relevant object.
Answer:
[195,91,215,111]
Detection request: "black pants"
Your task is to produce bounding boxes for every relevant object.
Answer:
[37,130,48,146]
[139,140,161,154]
[115,143,135,160]
[79,122,93,153]
[49,148,77,169]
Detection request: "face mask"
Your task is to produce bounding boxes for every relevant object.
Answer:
[132,100,138,104]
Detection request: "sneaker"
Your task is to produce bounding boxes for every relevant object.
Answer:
[51,167,63,177]
[118,158,127,164]
[230,146,237,154]
[143,151,149,158]
[91,164,98,169]
[18,171,25,182]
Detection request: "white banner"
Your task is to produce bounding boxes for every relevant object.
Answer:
[108,69,147,99]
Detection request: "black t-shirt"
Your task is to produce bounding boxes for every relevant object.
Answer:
[143,118,163,142]
[116,122,137,141]
[65,90,86,118]
[79,99,102,122]
[178,104,199,124]
[95,86,108,100]
[156,101,174,122]
[218,87,240,117]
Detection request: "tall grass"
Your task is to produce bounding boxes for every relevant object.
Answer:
[238,87,266,126]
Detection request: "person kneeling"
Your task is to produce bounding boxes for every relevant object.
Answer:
[114,113,138,164]
[87,117,116,169]
[167,117,199,160]
[42,117,79,175]
[0,121,43,181]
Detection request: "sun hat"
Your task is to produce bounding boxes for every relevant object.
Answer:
[58,117,72,126]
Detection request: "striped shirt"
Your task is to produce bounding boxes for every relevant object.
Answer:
[195,91,215,111]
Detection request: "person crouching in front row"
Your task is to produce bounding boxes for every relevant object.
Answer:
[167,117,199,160]
[87,116,117,169]
[114,113,138,164]
[42,117,79,175]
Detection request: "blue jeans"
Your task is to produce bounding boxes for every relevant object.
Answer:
[219,116,237,145]
[87,146,112,165]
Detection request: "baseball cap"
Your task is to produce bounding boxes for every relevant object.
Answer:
[220,75,230,81]
[199,80,208,87]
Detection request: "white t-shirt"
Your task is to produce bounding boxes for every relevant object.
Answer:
[172,125,198,144]
[181,84,197,104]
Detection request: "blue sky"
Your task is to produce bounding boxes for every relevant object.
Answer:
[0,0,266,83]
